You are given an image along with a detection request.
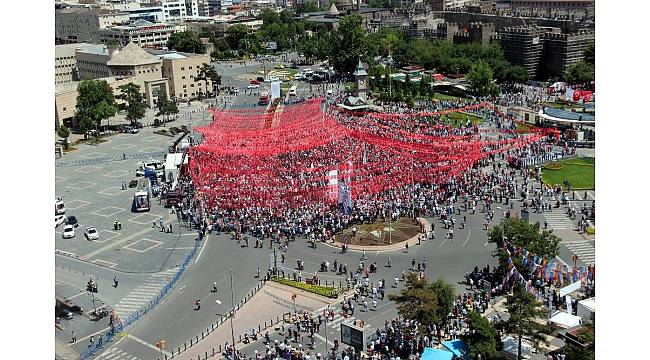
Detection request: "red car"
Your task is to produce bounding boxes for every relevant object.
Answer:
[250,79,261,85]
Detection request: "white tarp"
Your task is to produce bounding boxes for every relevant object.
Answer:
[550,310,582,328]
[502,336,532,359]
[271,81,281,100]
[559,281,581,297]
[577,297,595,323]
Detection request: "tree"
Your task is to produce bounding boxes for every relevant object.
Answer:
[297,1,320,13]
[57,125,71,149]
[76,79,118,133]
[467,61,496,96]
[167,31,206,54]
[463,311,501,360]
[564,317,594,360]
[488,218,560,279]
[389,273,440,326]
[227,24,249,50]
[196,63,221,98]
[505,65,530,83]
[500,284,547,360]
[117,82,146,126]
[429,276,456,324]
[330,15,366,74]
[583,42,594,65]
[565,61,594,84]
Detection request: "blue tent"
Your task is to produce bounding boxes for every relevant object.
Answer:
[420,347,453,360]
[442,339,469,358]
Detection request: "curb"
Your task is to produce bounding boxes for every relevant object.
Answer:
[321,217,431,252]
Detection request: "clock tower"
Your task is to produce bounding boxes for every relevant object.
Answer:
[353,59,368,102]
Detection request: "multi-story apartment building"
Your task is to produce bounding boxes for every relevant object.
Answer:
[100,20,178,48]
[55,7,130,44]
[124,6,164,23]
[162,0,187,22]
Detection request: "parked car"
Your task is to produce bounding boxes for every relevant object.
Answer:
[55,215,67,228]
[130,127,139,134]
[247,84,260,89]
[256,76,265,82]
[290,63,299,69]
[57,308,74,320]
[66,216,79,228]
[84,227,99,240]
[250,79,261,85]
[62,225,75,239]
[274,64,285,69]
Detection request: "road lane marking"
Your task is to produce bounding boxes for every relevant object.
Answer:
[194,233,210,263]
[126,333,171,356]
[462,228,472,247]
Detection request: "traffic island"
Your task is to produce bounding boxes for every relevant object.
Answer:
[271,276,344,299]
[333,217,422,247]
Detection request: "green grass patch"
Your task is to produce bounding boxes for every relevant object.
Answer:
[540,157,595,190]
[440,111,483,127]
[516,122,534,133]
[271,276,342,298]
[432,92,467,101]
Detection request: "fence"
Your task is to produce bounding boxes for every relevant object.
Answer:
[168,278,267,359]
[79,239,201,360]
[56,151,168,168]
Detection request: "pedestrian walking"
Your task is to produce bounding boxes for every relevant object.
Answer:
[113,276,118,288]
[71,330,76,343]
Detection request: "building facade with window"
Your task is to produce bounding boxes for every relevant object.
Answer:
[99,20,178,49]
[55,8,130,44]
[148,49,213,100]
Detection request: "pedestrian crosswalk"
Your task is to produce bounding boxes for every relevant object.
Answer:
[572,191,595,201]
[564,241,596,266]
[544,212,575,230]
[95,347,142,360]
[113,268,178,319]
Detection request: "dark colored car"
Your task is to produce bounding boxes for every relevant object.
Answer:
[256,76,265,82]
[66,216,78,228]
[57,308,73,320]
[290,63,299,69]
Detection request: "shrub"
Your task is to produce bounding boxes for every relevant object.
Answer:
[545,163,562,170]
[271,276,341,298]
[585,227,595,235]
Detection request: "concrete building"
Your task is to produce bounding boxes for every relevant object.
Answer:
[184,17,262,37]
[76,45,113,79]
[55,43,102,84]
[124,5,164,23]
[148,49,214,100]
[437,21,495,45]
[162,0,188,22]
[55,7,130,43]
[100,20,178,48]
[542,29,593,78]
[498,26,545,78]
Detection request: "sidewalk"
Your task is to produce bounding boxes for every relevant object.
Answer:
[170,283,335,360]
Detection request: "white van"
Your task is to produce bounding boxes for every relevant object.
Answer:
[55,198,66,215]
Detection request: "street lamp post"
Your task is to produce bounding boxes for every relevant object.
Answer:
[229,269,237,359]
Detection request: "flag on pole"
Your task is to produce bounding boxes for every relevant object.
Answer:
[326,170,338,203]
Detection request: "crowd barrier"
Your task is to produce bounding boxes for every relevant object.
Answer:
[56,151,168,167]
[79,239,201,360]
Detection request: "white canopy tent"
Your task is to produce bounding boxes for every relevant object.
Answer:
[550,310,582,328]
[502,336,533,359]
[577,297,595,323]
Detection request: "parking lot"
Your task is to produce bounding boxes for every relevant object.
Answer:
[55,115,206,273]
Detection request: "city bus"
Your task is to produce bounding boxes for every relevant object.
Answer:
[133,190,150,212]
[288,85,297,97]
[259,92,270,105]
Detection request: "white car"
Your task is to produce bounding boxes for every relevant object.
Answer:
[84,227,99,241]
[55,215,67,228]
[247,84,260,89]
[62,225,75,239]
[303,69,313,75]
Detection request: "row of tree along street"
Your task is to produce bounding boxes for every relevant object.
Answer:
[388,218,593,360]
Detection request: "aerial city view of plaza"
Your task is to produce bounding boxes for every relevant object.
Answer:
[53,1,597,360]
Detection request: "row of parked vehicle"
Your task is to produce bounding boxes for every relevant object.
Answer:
[55,198,98,240]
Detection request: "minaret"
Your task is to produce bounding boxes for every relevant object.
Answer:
[353,58,368,102]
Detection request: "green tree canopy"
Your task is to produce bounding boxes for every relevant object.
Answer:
[330,15,366,74]
[388,272,440,327]
[297,1,320,13]
[504,65,530,83]
[565,60,594,84]
[117,82,146,125]
[76,79,118,131]
[467,61,496,96]
[583,42,594,65]
[463,310,501,360]
[488,218,560,279]
[167,31,206,54]
[195,63,220,97]
[499,284,547,360]
[57,125,70,139]
[227,24,250,50]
